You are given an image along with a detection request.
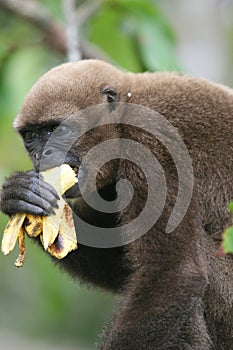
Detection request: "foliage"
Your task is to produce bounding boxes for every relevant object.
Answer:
[222,225,233,254]
[222,203,233,255]
[86,0,181,71]
[0,0,180,348]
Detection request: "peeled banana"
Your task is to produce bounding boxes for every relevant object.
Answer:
[1,164,78,267]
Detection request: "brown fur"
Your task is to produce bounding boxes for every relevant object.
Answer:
[12,59,233,349]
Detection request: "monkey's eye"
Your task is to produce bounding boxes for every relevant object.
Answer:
[24,131,37,141]
[102,86,117,103]
[40,129,53,138]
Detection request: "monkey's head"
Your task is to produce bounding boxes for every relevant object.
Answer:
[14,60,131,199]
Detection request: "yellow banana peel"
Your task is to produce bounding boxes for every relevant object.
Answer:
[1,164,78,267]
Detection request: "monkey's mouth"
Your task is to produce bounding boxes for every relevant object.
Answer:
[72,166,79,175]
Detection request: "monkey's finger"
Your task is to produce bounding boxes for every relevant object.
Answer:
[10,171,60,199]
[9,187,58,208]
[19,178,60,200]
[10,188,59,215]
[31,178,60,199]
[20,183,60,207]
[4,199,49,216]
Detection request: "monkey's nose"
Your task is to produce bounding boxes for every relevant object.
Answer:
[42,149,53,157]
[39,147,68,171]
[33,149,53,163]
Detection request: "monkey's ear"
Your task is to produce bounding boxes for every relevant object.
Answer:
[101,86,118,103]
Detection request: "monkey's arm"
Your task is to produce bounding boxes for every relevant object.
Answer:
[100,268,210,350]
[0,171,131,293]
[99,209,211,350]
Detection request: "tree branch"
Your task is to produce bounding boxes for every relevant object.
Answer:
[0,0,110,61]
[63,0,81,61]
[76,0,104,28]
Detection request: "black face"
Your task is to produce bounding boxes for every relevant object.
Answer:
[18,120,81,198]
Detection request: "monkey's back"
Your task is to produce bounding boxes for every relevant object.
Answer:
[127,71,233,233]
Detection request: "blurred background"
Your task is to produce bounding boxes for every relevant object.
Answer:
[0,0,233,349]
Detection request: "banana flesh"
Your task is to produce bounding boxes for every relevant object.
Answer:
[1,164,78,267]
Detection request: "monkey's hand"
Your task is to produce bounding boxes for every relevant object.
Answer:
[0,170,60,217]
[1,166,78,267]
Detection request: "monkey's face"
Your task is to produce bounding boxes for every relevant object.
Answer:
[14,60,129,200]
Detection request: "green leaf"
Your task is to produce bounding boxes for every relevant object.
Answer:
[114,0,175,42]
[40,0,63,20]
[96,0,182,72]
[136,17,182,72]
[1,46,62,116]
[228,201,233,214]
[222,226,233,254]
[87,6,143,72]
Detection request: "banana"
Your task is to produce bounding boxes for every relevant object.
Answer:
[14,226,25,268]
[46,203,77,259]
[24,214,42,238]
[41,164,77,250]
[1,213,26,255]
[1,164,78,267]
